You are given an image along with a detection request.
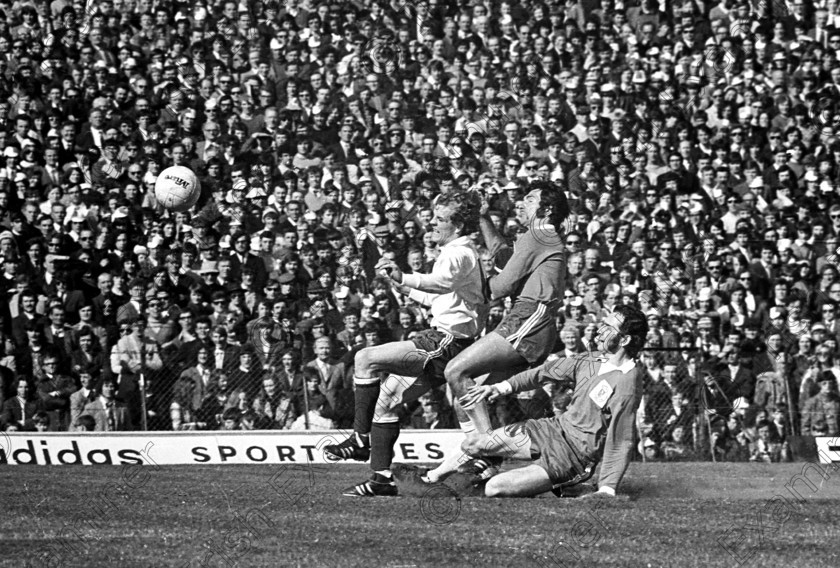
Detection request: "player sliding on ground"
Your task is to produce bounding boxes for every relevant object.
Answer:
[323,192,487,497]
[401,305,648,498]
[423,180,570,484]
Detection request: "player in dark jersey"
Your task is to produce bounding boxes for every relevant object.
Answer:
[438,305,650,497]
[423,180,570,484]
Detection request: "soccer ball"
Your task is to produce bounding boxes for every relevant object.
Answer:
[155,166,201,212]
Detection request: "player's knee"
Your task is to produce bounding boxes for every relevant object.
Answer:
[484,478,507,498]
[355,348,374,374]
[444,360,466,386]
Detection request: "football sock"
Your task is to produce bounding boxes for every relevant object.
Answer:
[463,399,493,436]
[353,375,381,435]
[375,469,393,480]
[370,421,400,472]
[425,449,471,483]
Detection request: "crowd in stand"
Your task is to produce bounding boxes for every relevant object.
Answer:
[1,0,840,461]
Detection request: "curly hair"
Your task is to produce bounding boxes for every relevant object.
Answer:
[527,180,570,232]
[436,191,481,235]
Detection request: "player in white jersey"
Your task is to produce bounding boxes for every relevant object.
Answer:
[324,192,487,497]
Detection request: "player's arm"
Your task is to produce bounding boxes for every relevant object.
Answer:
[597,394,638,494]
[399,248,464,294]
[462,357,576,405]
[479,216,513,268]
[406,288,437,308]
[487,233,539,299]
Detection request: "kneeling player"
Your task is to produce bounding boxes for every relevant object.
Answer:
[455,306,648,498]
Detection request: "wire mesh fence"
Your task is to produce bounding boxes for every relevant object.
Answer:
[1,321,831,468]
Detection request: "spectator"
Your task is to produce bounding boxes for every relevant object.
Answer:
[110,315,163,428]
[290,394,335,430]
[175,345,218,421]
[252,375,297,430]
[749,420,791,463]
[74,415,97,432]
[82,377,131,432]
[36,352,75,430]
[801,372,840,436]
[304,337,352,426]
[2,379,43,430]
[70,370,97,428]
[221,407,240,431]
[661,426,693,461]
[409,391,456,429]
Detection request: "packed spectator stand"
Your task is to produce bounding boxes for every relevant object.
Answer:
[0,0,838,463]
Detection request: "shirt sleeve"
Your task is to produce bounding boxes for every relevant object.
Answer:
[479,217,513,268]
[407,288,436,307]
[506,357,578,393]
[402,246,463,294]
[488,232,539,300]
[598,393,639,492]
[504,367,543,393]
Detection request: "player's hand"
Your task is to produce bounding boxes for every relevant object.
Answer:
[479,195,490,216]
[394,283,412,296]
[461,385,501,407]
[375,258,395,273]
[579,488,617,500]
[375,259,403,283]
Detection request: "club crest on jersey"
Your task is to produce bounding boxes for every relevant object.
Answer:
[589,379,614,409]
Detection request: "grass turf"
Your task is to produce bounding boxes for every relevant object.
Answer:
[1,462,839,568]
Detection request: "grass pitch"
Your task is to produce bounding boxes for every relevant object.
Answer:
[1,462,839,568]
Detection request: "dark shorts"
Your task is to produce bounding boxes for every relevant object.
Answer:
[523,417,595,486]
[409,328,472,390]
[492,301,558,365]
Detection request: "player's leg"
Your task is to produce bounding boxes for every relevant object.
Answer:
[426,368,524,483]
[484,465,553,498]
[326,341,425,461]
[445,332,526,439]
[343,373,432,496]
[427,419,532,483]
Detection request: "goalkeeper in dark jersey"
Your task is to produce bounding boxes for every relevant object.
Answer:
[449,305,649,498]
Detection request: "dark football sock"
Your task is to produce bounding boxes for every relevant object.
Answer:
[353,381,380,436]
[370,421,400,472]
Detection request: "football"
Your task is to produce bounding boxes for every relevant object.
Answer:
[155,166,201,212]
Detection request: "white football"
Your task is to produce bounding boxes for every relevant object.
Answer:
[155,166,201,212]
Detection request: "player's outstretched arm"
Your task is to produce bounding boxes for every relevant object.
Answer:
[401,247,468,294]
[379,249,466,295]
[460,366,543,407]
[597,395,638,493]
